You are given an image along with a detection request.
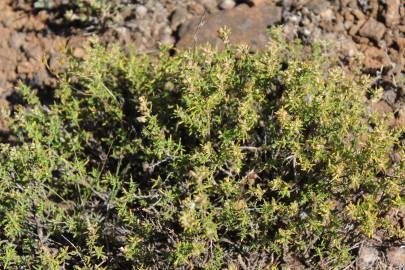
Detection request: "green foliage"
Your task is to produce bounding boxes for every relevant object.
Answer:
[1,29,404,269]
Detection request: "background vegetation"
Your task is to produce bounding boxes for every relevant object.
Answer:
[0,29,403,269]
[33,0,126,30]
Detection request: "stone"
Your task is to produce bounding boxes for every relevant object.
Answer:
[159,26,175,45]
[48,53,67,74]
[36,10,48,21]
[396,36,405,51]
[344,19,353,30]
[357,246,379,269]
[200,0,217,13]
[382,90,397,106]
[33,70,50,87]
[219,0,236,10]
[170,7,189,30]
[177,3,282,50]
[351,9,366,20]
[352,35,370,45]
[135,5,148,19]
[282,0,297,8]
[188,2,205,15]
[362,47,391,70]
[160,34,175,46]
[16,61,33,74]
[73,47,86,59]
[8,32,25,50]
[337,37,358,58]
[22,42,43,61]
[320,9,335,21]
[384,0,400,26]
[67,36,88,51]
[334,14,345,32]
[359,18,386,42]
[115,27,131,44]
[305,0,330,14]
[349,22,362,37]
[386,247,405,267]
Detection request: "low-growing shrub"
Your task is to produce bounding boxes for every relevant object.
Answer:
[0,29,404,269]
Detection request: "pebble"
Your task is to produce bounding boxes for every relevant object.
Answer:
[384,0,400,26]
[170,7,188,30]
[160,34,175,46]
[135,5,148,19]
[72,47,86,59]
[16,61,32,74]
[320,9,335,21]
[219,0,236,10]
[8,32,25,50]
[115,27,131,44]
[382,90,397,106]
[344,21,352,30]
[302,28,311,36]
[359,18,386,42]
[339,37,357,57]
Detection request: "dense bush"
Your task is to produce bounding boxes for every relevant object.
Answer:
[0,29,404,269]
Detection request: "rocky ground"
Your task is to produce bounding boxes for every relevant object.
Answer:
[0,0,404,268]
